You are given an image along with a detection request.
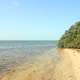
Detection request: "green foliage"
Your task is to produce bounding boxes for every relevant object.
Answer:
[58,21,80,48]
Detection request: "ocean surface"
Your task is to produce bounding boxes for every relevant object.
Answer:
[0,41,57,73]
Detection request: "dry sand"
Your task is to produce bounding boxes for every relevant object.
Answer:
[1,49,80,80]
[53,49,80,80]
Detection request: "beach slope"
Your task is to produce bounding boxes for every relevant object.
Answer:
[1,49,80,80]
[53,49,80,80]
[0,49,56,80]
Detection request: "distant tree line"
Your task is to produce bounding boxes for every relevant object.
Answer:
[58,21,80,49]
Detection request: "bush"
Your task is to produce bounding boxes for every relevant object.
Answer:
[58,21,80,49]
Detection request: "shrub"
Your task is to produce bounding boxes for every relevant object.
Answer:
[58,21,80,48]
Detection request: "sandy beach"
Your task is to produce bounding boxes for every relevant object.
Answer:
[1,49,80,80]
[53,49,80,80]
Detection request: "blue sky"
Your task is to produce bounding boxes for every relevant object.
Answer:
[0,0,80,40]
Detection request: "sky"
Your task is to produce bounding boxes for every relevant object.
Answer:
[0,0,80,40]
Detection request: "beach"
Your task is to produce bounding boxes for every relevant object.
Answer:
[0,49,58,80]
[0,47,80,80]
[53,49,80,80]
[0,41,58,80]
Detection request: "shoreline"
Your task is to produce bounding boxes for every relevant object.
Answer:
[0,49,57,80]
[1,48,80,80]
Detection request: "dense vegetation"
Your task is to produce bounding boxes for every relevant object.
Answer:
[58,21,80,48]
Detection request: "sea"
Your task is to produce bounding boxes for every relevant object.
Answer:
[0,40,58,73]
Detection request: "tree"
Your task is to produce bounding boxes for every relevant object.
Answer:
[58,21,80,48]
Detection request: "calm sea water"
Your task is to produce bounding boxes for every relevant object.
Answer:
[0,41,57,73]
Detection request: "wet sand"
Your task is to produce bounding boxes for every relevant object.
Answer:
[0,49,57,80]
[1,49,80,80]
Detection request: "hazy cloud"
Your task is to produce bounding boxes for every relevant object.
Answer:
[12,0,19,7]
[0,0,20,7]
[5,0,20,8]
